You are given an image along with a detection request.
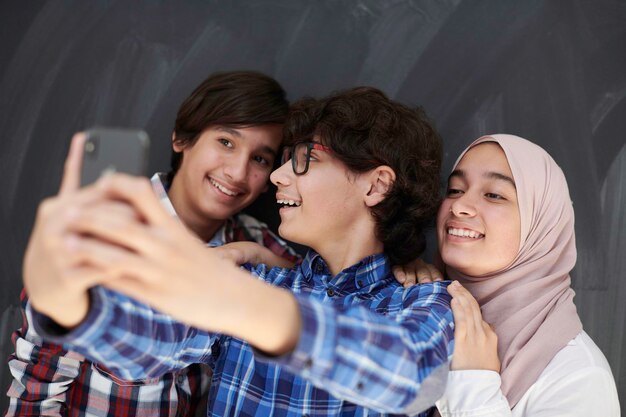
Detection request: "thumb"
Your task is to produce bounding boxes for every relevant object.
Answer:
[59,133,86,196]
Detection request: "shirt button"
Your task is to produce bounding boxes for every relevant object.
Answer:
[304,358,313,368]
[326,288,335,297]
[177,374,185,384]
[314,263,324,273]
[357,279,364,287]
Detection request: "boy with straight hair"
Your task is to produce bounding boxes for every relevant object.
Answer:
[6,71,298,417]
[25,87,455,416]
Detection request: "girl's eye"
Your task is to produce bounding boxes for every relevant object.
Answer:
[446,188,463,196]
[219,138,233,148]
[485,192,504,200]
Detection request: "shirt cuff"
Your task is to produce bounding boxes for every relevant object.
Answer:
[436,370,510,416]
[30,287,110,347]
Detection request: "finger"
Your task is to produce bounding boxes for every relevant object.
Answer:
[404,268,417,287]
[416,268,433,284]
[96,174,173,227]
[413,259,434,284]
[64,265,121,291]
[104,275,157,306]
[448,282,475,337]
[59,133,86,196]
[450,297,467,339]
[65,204,164,258]
[35,184,112,249]
[451,283,484,335]
[64,234,160,282]
[392,265,407,284]
[426,264,444,282]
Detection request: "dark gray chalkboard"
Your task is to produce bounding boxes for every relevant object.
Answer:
[1,0,624,412]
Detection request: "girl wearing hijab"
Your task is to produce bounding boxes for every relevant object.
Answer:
[434,135,620,416]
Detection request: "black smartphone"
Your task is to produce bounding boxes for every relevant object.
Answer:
[81,128,150,186]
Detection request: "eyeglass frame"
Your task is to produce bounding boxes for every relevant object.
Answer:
[281,142,331,175]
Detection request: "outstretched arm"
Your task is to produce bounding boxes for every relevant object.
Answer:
[28,172,454,414]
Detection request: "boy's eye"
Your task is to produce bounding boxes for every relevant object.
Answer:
[219,138,233,148]
[446,188,463,196]
[253,155,270,166]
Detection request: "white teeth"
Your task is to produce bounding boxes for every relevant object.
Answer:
[447,228,484,239]
[277,199,301,207]
[209,178,238,196]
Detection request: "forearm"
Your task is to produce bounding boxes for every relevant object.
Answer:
[204,264,301,355]
[30,286,217,381]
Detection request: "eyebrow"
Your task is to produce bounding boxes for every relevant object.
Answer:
[216,126,243,137]
[449,169,516,189]
[216,126,278,157]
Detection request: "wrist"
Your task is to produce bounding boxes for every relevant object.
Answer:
[48,291,90,330]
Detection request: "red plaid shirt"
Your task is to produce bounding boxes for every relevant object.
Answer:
[5,174,299,417]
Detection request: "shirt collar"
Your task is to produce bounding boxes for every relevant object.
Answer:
[151,173,178,217]
[300,250,392,294]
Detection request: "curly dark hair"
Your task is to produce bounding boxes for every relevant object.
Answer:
[284,87,442,265]
[168,71,289,181]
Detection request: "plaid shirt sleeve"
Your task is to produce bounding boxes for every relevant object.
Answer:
[5,290,83,417]
[258,282,455,415]
[30,286,218,382]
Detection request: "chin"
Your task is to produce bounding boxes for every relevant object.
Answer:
[278,224,309,247]
[441,253,472,274]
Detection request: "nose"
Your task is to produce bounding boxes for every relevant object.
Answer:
[270,159,293,187]
[223,153,249,184]
[449,193,477,217]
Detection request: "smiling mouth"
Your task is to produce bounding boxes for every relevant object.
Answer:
[208,177,241,197]
[277,199,301,208]
[447,227,484,239]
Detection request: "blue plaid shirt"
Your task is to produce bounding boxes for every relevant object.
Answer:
[33,251,454,416]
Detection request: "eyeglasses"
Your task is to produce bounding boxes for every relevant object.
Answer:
[281,142,331,175]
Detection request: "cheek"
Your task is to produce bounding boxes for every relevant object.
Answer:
[490,209,521,263]
[436,202,451,237]
[436,201,450,227]
[247,170,271,196]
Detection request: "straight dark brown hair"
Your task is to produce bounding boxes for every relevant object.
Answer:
[168,71,289,181]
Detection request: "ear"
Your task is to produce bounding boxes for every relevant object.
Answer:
[363,166,396,207]
[172,131,184,153]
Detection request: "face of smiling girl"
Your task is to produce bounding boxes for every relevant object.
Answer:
[437,142,521,277]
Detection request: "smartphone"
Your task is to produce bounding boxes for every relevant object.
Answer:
[81,128,150,186]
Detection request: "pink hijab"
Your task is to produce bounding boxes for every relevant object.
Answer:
[444,134,583,407]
